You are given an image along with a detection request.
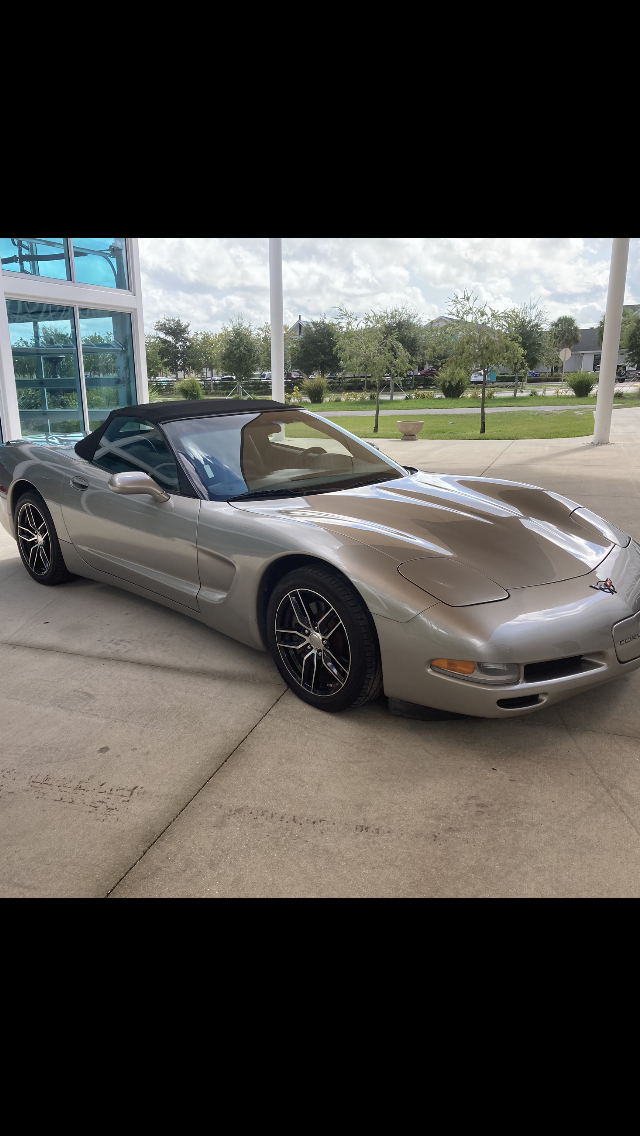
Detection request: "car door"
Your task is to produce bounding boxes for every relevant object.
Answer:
[60,415,201,610]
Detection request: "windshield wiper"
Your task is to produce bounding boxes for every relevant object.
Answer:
[229,487,326,502]
[228,474,397,502]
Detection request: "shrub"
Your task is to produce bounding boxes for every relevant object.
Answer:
[301,377,328,403]
[434,364,469,399]
[176,377,203,400]
[565,373,598,398]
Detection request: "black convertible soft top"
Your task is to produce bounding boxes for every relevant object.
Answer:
[74,399,288,462]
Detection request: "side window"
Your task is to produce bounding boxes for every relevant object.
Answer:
[93,417,180,493]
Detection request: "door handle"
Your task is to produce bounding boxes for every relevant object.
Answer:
[70,476,89,491]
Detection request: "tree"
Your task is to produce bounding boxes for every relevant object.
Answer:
[290,318,341,378]
[549,315,581,350]
[423,318,457,372]
[540,331,562,379]
[188,331,223,379]
[542,316,581,384]
[255,322,292,375]
[503,301,548,395]
[380,306,425,368]
[219,316,260,384]
[599,308,640,368]
[378,306,426,397]
[336,309,410,433]
[145,335,165,380]
[446,292,524,434]
[503,301,547,373]
[154,317,191,379]
[622,311,640,368]
[256,322,272,373]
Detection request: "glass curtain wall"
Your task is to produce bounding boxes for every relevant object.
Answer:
[2,237,128,289]
[6,301,136,439]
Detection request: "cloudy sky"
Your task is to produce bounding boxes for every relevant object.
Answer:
[138,238,640,334]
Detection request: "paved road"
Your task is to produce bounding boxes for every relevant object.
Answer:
[3,415,640,897]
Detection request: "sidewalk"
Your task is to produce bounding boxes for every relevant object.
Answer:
[3,427,640,897]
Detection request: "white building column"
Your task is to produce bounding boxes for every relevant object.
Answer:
[269,238,284,403]
[593,238,630,445]
[0,294,21,441]
[127,237,149,404]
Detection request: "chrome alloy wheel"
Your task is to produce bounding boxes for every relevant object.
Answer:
[17,501,52,576]
[275,587,351,697]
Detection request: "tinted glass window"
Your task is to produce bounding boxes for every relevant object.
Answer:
[1,237,70,280]
[78,309,136,430]
[93,417,179,493]
[72,238,128,289]
[6,299,82,438]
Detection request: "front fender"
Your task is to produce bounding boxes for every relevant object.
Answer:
[195,500,440,650]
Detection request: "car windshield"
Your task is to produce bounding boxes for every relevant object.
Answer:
[161,410,404,501]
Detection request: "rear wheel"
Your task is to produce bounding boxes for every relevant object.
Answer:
[15,491,76,585]
[266,565,382,712]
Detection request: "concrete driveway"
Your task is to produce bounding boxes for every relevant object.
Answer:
[3,419,640,897]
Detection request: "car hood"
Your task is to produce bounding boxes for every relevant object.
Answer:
[234,473,625,600]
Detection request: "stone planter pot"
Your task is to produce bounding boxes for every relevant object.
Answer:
[397,420,424,441]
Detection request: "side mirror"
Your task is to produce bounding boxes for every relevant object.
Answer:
[108,471,170,502]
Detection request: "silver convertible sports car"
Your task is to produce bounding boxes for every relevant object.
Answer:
[2,398,640,718]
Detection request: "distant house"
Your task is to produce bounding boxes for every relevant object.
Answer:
[563,307,639,373]
[287,315,312,339]
[563,326,603,373]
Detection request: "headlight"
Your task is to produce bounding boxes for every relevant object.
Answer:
[431,659,520,685]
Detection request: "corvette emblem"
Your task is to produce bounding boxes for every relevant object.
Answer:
[590,577,616,594]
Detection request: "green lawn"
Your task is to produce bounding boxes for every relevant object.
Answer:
[305,395,640,412]
[286,410,595,441]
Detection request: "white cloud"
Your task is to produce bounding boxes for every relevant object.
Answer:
[138,237,640,333]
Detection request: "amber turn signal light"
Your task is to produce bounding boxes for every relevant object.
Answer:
[431,659,475,675]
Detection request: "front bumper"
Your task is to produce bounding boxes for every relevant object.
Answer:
[380,640,640,718]
[374,541,640,718]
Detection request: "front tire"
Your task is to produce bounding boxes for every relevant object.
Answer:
[15,491,76,585]
[266,565,382,712]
